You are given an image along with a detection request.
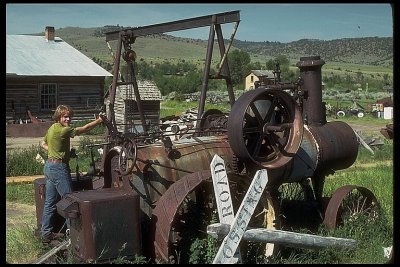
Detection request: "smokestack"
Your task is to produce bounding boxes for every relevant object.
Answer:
[296,56,326,126]
[45,26,55,41]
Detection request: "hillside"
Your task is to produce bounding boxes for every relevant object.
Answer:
[233,37,393,68]
[30,26,393,71]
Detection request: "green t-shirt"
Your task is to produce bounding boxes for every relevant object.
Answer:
[44,122,76,163]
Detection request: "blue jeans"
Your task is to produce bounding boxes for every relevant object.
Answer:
[41,161,72,238]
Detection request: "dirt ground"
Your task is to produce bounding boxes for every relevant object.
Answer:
[6,202,37,229]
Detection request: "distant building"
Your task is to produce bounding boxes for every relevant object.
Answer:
[244,70,275,90]
[104,80,162,134]
[6,26,112,123]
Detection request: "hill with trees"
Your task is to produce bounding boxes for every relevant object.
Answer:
[32,26,392,69]
[28,26,393,95]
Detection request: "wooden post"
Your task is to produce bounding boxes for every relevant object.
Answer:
[207,223,357,250]
[210,155,241,263]
[212,169,269,264]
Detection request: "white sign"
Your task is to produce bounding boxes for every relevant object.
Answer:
[211,155,235,223]
[213,168,269,264]
[210,155,241,263]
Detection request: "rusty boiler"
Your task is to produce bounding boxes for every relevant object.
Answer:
[228,56,358,192]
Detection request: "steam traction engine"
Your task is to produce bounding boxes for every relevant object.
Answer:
[55,11,379,263]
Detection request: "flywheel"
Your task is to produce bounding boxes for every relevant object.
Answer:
[227,88,303,169]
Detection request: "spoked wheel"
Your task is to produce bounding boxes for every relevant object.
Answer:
[153,171,280,264]
[198,109,226,136]
[227,88,303,169]
[118,138,137,176]
[152,171,214,264]
[323,185,380,230]
[102,146,132,189]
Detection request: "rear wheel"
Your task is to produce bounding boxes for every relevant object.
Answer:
[323,185,380,230]
[153,172,280,264]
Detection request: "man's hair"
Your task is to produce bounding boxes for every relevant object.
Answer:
[52,105,74,122]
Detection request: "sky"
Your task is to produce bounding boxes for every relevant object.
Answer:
[6,3,393,43]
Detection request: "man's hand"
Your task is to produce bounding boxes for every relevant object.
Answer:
[98,112,106,122]
[41,141,49,151]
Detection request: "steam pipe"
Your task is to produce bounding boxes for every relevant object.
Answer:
[296,56,326,126]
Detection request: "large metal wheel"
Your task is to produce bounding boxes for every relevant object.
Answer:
[152,171,280,263]
[323,185,380,230]
[152,171,213,263]
[227,88,303,169]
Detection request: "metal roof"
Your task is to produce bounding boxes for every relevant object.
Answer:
[249,70,275,78]
[6,35,113,77]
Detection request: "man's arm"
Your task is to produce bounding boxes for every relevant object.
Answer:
[75,117,103,135]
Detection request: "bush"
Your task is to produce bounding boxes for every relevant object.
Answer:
[6,137,103,177]
[6,145,45,177]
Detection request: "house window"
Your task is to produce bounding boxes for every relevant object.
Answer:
[40,83,57,110]
[251,75,254,83]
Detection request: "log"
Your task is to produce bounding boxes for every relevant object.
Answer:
[207,223,357,250]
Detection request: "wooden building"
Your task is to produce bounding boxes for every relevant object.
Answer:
[6,26,112,124]
[244,70,276,90]
[105,80,162,134]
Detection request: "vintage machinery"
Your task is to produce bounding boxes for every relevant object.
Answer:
[54,11,380,263]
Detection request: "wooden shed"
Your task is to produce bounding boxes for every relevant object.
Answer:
[105,80,162,134]
[6,26,112,125]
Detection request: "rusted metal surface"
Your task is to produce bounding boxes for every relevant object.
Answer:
[56,189,141,262]
[323,185,378,230]
[308,121,359,172]
[34,176,93,236]
[152,170,212,263]
[102,136,233,206]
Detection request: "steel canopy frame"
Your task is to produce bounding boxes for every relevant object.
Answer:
[104,10,240,136]
[105,10,240,41]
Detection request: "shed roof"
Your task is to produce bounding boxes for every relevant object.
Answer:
[117,80,162,101]
[247,70,275,78]
[6,35,112,77]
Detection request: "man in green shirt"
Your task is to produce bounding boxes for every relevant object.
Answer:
[40,104,104,243]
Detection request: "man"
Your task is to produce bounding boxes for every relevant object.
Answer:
[40,104,104,243]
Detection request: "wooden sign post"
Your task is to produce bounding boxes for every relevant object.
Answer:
[210,155,241,263]
[212,160,269,264]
